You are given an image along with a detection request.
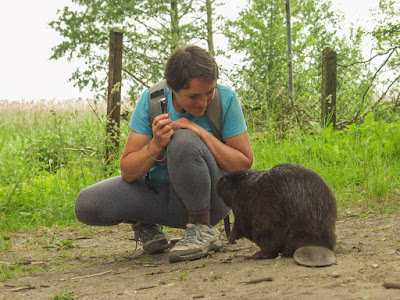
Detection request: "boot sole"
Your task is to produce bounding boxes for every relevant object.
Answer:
[169,241,222,263]
[143,238,171,254]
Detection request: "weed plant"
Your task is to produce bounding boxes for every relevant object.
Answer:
[0,100,399,233]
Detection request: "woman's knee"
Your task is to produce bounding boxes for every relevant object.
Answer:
[168,129,204,160]
[74,187,104,225]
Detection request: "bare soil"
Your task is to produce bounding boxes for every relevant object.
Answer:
[1,211,400,300]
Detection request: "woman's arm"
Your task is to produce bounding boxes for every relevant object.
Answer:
[120,113,174,182]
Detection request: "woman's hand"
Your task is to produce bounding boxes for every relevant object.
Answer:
[171,117,204,138]
[152,113,174,150]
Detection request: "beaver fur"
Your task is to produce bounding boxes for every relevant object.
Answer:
[216,163,337,259]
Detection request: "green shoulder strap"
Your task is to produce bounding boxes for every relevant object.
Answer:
[148,79,222,141]
[205,86,222,141]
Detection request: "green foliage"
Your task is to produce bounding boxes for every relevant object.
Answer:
[0,101,124,232]
[49,0,220,99]
[48,0,400,131]
[1,102,399,235]
[251,113,400,212]
[0,235,12,251]
[334,0,400,124]
[0,263,47,281]
[226,0,289,111]
[366,0,400,112]
[227,0,371,127]
[43,240,78,251]
[373,0,400,49]
[49,0,400,129]
[54,290,75,300]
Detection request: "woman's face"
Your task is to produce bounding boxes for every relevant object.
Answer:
[170,78,216,117]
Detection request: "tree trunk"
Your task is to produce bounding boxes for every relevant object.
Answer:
[285,0,294,103]
[106,30,123,164]
[321,47,337,128]
[206,0,215,56]
[170,0,180,52]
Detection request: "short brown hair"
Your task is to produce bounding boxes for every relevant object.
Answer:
[165,45,219,92]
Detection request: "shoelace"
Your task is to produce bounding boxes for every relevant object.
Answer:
[133,226,154,250]
[133,227,143,250]
[178,225,205,245]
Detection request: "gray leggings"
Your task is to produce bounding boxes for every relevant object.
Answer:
[75,129,230,229]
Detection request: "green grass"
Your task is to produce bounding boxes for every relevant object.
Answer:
[251,113,400,213]
[0,263,48,281]
[0,100,125,232]
[0,100,399,233]
[53,290,75,300]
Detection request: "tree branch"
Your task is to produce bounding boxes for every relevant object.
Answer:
[122,46,160,65]
[122,67,150,88]
[350,48,396,123]
[360,73,400,120]
[338,46,400,68]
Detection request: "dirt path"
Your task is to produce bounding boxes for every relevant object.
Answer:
[1,212,400,300]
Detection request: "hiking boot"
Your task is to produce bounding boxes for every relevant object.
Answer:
[131,223,170,254]
[169,223,222,262]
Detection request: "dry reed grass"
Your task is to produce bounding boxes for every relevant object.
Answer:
[0,98,135,128]
[0,98,106,113]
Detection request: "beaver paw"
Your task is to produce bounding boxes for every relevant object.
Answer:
[228,235,237,244]
[228,230,240,244]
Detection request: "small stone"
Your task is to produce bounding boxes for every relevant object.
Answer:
[371,264,379,268]
[330,272,340,278]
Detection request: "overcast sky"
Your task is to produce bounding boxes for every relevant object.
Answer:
[0,0,379,102]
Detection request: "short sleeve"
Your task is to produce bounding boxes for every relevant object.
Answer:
[129,89,152,136]
[219,85,247,139]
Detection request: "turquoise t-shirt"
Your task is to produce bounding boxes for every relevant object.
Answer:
[129,84,247,182]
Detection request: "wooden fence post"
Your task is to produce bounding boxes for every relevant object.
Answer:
[105,29,123,163]
[321,47,337,128]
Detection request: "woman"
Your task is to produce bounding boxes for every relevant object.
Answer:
[75,45,253,262]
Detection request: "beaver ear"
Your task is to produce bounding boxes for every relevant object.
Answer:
[218,170,249,193]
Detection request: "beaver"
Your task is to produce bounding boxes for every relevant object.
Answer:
[216,163,337,267]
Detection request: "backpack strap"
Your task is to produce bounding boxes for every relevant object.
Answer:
[206,86,222,141]
[148,79,167,124]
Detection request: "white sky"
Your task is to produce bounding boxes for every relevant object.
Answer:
[0,0,380,102]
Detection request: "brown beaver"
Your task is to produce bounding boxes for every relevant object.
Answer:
[216,164,337,266]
